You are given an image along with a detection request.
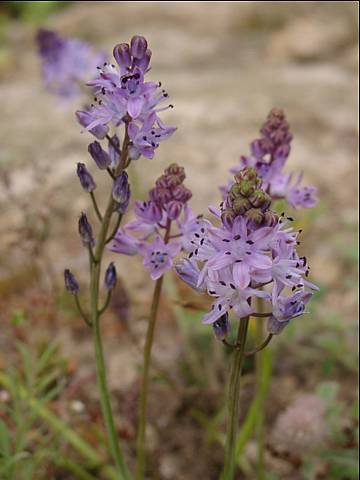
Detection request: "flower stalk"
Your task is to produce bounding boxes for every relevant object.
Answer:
[135,220,172,480]
[222,316,250,480]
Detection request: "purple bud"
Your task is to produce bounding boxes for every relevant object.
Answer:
[172,185,192,203]
[78,212,94,246]
[76,110,109,139]
[149,186,172,206]
[76,163,96,193]
[174,259,204,291]
[113,43,131,72]
[130,35,148,59]
[166,200,182,220]
[64,269,79,295]
[112,172,130,213]
[108,134,121,168]
[104,262,117,291]
[133,48,152,72]
[213,313,231,340]
[88,141,111,170]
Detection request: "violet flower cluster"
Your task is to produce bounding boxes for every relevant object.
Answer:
[221,108,318,209]
[76,35,176,160]
[36,29,106,99]
[176,166,318,338]
[109,163,194,280]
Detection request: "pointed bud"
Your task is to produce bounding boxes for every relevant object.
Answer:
[112,172,130,213]
[172,185,192,203]
[213,313,231,340]
[130,35,148,59]
[78,212,95,246]
[166,200,182,220]
[113,43,131,73]
[245,208,264,225]
[76,163,96,193]
[88,141,111,170]
[104,262,117,291]
[64,269,79,295]
[232,196,251,215]
[108,134,121,168]
[249,189,271,209]
[133,48,152,72]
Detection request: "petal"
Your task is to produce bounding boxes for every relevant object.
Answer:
[233,262,250,288]
[202,300,228,324]
[207,252,234,270]
[127,96,144,119]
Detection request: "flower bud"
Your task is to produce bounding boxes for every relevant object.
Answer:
[112,172,130,206]
[104,262,117,291]
[78,212,95,246]
[76,163,96,193]
[263,210,279,227]
[88,141,111,170]
[113,43,131,71]
[130,35,148,59]
[234,166,258,184]
[245,208,264,225]
[213,313,231,340]
[108,134,121,168]
[166,200,182,220]
[221,209,236,230]
[133,48,152,72]
[172,185,192,203]
[249,189,271,209]
[149,186,172,206]
[232,196,251,215]
[64,269,79,295]
[228,183,243,202]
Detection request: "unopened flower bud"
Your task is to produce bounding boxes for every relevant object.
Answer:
[263,210,279,227]
[88,141,111,170]
[104,262,117,291]
[166,200,182,220]
[113,43,131,71]
[213,313,231,340]
[232,196,251,215]
[76,163,96,193]
[149,186,172,206]
[133,48,152,72]
[228,183,243,202]
[108,134,121,168]
[249,189,271,209]
[221,209,236,230]
[64,269,79,295]
[112,172,130,213]
[78,212,95,246]
[234,166,258,184]
[130,35,148,59]
[172,185,192,203]
[245,208,264,225]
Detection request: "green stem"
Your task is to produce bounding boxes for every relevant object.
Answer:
[90,191,103,222]
[135,220,171,480]
[88,124,130,479]
[222,316,250,480]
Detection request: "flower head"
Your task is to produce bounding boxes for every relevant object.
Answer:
[139,235,181,280]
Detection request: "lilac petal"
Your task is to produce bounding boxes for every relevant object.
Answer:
[249,253,272,269]
[203,301,228,324]
[128,96,144,119]
[207,252,234,270]
[233,262,250,288]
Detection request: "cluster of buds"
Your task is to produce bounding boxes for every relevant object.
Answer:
[250,107,293,163]
[149,163,192,220]
[221,166,278,229]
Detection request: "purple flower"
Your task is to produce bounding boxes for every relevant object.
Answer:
[64,269,79,295]
[77,163,96,193]
[36,29,106,99]
[112,172,130,213]
[88,141,111,170]
[77,35,176,158]
[108,228,140,255]
[104,262,117,291]
[174,258,205,291]
[128,113,177,160]
[76,110,109,139]
[139,235,181,280]
[267,284,313,334]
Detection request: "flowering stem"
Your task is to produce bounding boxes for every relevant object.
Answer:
[75,294,91,327]
[88,125,130,480]
[222,316,250,480]
[90,191,103,222]
[106,213,123,244]
[135,220,171,480]
[245,333,273,357]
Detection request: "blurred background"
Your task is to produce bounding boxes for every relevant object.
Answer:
[0,2,358,479]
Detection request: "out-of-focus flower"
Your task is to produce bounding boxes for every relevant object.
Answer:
[36,29,106,99]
